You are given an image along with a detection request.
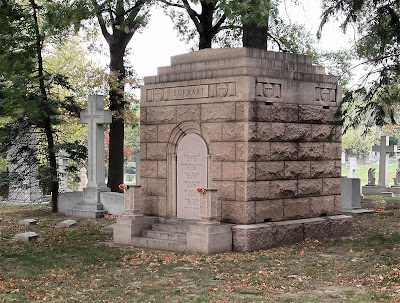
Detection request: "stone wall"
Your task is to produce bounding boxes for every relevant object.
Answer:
[140,48,342,225]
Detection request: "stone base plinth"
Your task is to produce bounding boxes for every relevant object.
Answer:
[232,215,353,252]
[113,216,159,245]
[67,202,104,218]
[362,185,400,196]
[385,200,400,210]
[187,224,233,254]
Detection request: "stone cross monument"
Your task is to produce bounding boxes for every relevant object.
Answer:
[372,136,397,187]
[78,95,112,214]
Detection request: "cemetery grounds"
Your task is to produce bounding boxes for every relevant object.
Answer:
[0,204,399,302]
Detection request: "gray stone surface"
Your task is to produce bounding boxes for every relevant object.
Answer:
[361,198,378,208]
[362,185,400,196]
[13,232,39,242]
[113,217,159,245]
[385,200,400,210]
[372,136,397,187]
[100,192,124,215]
[341,177,373,214]
[187,223,232,254]
[232,215,353,252]
[381,192,394,197]
[56,220,77,228]
[18,219,37,226]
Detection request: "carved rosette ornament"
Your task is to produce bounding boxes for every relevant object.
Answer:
[124,185,142,217]
[199,188,219,224]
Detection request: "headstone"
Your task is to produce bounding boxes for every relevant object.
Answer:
[18,219,37,226]
[177,133,208,220]
[341,177,374,214]
[393,167,400,187]
[13,232,39,242]
[78,167,88,191]
[8,129,42,203]
[56,219,77,228]
[367,167,376,185]
[348,157,359,178]
[372,136,397,187]
[58,150,71,192]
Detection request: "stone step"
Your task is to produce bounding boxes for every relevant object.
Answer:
[142,230,187,242]
[151,223,191,233]
[131,237,187,253]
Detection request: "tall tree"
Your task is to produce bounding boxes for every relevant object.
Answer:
[319,0,400,130]
[0,0,83,212]
[81,0,150,192]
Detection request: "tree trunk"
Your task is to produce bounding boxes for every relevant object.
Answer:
[107,39,126,192]
[242,22,267,49]
[198,1,215,49]
[30,0,59,212]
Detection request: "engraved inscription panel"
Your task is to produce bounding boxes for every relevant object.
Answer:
[146,82,236,102]
[177,134,208,220]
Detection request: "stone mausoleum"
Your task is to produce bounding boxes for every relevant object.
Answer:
[115,48,353,252]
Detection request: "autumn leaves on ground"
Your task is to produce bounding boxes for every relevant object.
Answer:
[1,205,400,302]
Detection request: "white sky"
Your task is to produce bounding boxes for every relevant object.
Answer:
[126,0,356,81]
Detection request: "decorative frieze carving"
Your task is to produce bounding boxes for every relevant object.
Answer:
[256,82,281,99]
[146,82,236,102]
[315,87,336,102]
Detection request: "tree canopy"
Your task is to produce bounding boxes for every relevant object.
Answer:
[319,0,400,130]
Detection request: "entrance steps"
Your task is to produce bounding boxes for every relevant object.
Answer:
[131,218,195,253]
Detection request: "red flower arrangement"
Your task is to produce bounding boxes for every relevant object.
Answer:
[119,184,129,190]
[196,188,206,194]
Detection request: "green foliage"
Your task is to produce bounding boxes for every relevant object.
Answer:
[342,126,381,157]
[319,0,400,129]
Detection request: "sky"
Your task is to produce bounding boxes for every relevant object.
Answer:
[126,0,356,81]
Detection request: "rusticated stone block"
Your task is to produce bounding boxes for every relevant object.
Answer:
[270,142,298,160]
[158,161,167,178]
[141,143,147,160]
[202,122,223,142]
[236,142,271,161]
[323,178,341,195]
[311,125,335,142]
[333,195,341,214]
[257,122,285,141]
[271,221,304,247]
[157,124,175,143]
[141,195,159,216]
[298,142,323,160]
[285,161,311,179]
[146,143,167,160]
[210,142,236,161]
[222,162,255,181]
[335,126,342,143]
[147,106,176,124]
[324,142,342,160]
[236,181,270,201]
[322,107,339,124]
[298,179,323,197]
[284,123,311,141]
[310,161,338,178]
[147,178,167,196]
[140,107,147,124]
[141,160,158,178]
[140,125,157,142]
[303,218,330,240]
[222,201,256,224]
[255,102,273,122]
[284,197,312,220]
[328,215,353,237]
[255,199,284,223]
[299,105,324,123]
[223,122,257,141]
[232,224,274,252]
[211,161,222,180]
[201,102,235,122]
[270,180,297,198]
[310,196,335,216]
[176,104,201,123]
[213,180,235,201]
[271,103,298,122]
[256,161,285,180]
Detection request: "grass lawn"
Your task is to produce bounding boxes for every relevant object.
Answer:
[1,204,400,302]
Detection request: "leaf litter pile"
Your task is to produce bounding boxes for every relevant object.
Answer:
[1,205,400,302]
